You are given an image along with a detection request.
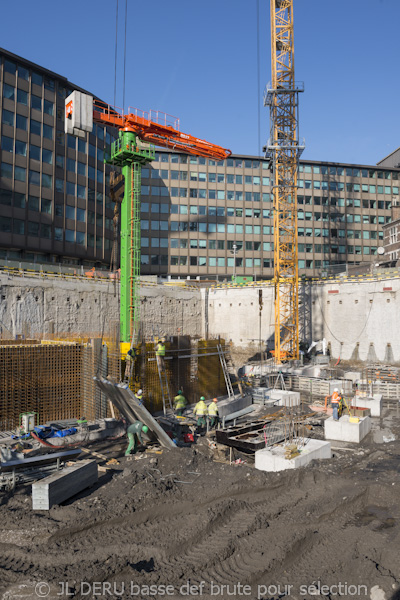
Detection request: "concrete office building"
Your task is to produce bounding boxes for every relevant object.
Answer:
[0,48,116,269]
[1,48,399,279]
[144,151,398,279]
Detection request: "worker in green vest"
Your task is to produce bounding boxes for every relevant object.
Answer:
[208,397,219,429]
[193,396,208,428]
[174,390,187,416]
[155,338,166,370]
[125,420,149,456]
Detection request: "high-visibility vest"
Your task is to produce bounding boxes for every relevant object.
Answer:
[156,343,165,356]
[331,391,340,404]
[208,403,218,416]
[174,394,187,410]
[194,401,208,416]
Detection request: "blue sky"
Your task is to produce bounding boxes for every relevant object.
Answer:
[1,0,399,166]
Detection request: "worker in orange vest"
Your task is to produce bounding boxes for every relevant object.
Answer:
[331,388,341,421]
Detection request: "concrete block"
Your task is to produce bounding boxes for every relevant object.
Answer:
[270,390,301,407]
[351,394,382,417]
[255,439,331,472]
[344,371,362,384]
[32,459,98,510]
[216,395,252,418]
[324,415,371,443]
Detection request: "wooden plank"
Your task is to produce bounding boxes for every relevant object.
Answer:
[32,459,98,510]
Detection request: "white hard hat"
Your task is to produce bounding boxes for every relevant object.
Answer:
[334,388,339,392]
[137,389,143,396]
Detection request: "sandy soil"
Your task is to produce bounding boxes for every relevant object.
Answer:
[0,411,399,600]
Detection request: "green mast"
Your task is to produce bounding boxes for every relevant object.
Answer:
[107,130,154,344]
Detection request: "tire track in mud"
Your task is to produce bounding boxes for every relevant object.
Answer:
[155,479,369,590]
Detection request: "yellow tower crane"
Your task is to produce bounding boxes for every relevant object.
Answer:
[264,0,305,362]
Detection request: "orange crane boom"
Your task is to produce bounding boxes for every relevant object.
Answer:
[92,100,231,160]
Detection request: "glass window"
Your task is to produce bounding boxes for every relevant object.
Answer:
[43,124,53,140]
[42,173,52,188]
[65,206,75,220]
[40,223,51,239]
[17,65,28,80]
[30,119,41,136]
[41,198,52,214]
[56,178,64,192]
[13,218,25,235]
[77,161,86,176]
[42,149,53,164]
[44,100,54,116]
[15,166,26,182]
[3,83,15,100]
[17,88,28,105]
[30,144,41,161]
[2,109,14,126]
[77,185,86,199]
[27,221,39,236]
[1,135,13,153]
[31,95,42,111]
[78,139,86,153]
[28,195,39,211]
[67,158,75,173]
[54,227,63,241]
[0,162,12,179]
[0,215,11,233]
[4,59,16,74]
[15,140,26,156]
[76,208,86,223]
[66,182,75,196]
[0,189,12,205]
[65,229,75,243]
[31,72,43,86]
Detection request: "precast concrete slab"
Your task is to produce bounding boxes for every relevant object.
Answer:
[270,390,301,407]
[216,395,252,418]
[351,394,382,417]
[324,415,371,443]
[255,438,331,472]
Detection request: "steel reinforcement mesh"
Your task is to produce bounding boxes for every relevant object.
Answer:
[0,342,83,430]
[0,336,120,431]
[131,338,227,413]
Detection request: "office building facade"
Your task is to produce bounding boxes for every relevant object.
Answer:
[143,151,398,279]
[0,48,116,268]
[1,48,399,279]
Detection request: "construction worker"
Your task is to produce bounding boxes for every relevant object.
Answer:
[193,396,208,429]
[124,347,136,381]
[125,420,149,456]
[331,387,341,421]
[134,389,144,406]
[173,390,187,416]
[155,338,166,370]
[208,397,219,429]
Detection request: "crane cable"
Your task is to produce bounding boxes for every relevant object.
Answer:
[96,0,122,378]
[256,0,261,155]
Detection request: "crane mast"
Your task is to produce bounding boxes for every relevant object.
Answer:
[264,0,304,361]
[65,93,231,347]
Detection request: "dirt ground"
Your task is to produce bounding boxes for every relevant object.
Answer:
[0,410,399,600]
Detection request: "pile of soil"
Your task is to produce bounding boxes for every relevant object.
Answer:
[0,413,399,600]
